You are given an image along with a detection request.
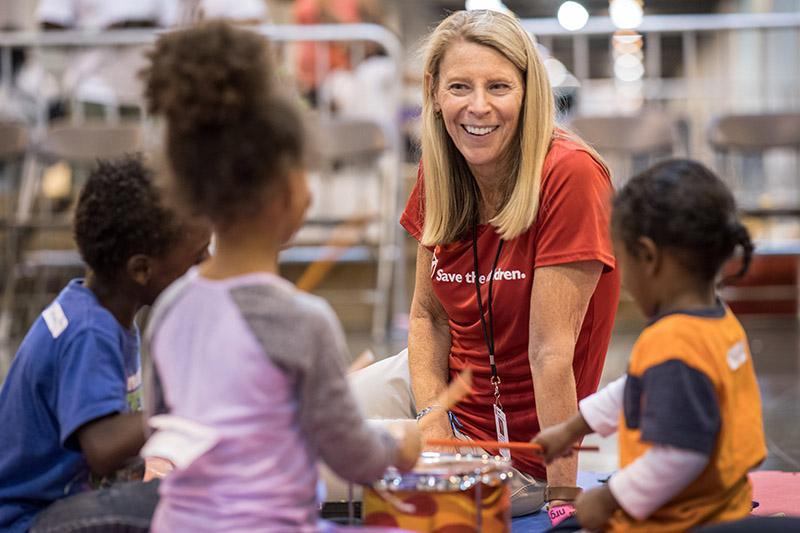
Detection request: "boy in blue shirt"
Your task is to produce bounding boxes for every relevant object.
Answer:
[0,155,211,532]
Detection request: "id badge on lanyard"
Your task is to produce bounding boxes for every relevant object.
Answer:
[494,404,511,459]
[472,221,510,459]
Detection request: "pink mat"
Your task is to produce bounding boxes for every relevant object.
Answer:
[750,471,800,517]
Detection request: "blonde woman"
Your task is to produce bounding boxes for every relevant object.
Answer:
[348,9,619,524]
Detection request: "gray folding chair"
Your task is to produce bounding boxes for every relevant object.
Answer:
[708,112,800,216]
[708,112,800,312]
[281,116,395,342]
[0,122,29,375]
[0,123,28,202]
[0,122,143,369]
[569,111,680,188]
[0,121,28,255]
[16,122,144,225]
[0,123,28,157]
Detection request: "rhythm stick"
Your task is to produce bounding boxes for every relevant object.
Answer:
[295,214,372,293]
[432,368,473,411]
[423,370,597,455]
[425,438,599,454]
[347,349,376,373]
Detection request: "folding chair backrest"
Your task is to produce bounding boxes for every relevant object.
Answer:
[0,122,29,225]
[570,111,677,155]
[708,112,800,210]
[38,123,143,163]
[569,111,678,187]
[313,118,387,168]
[14,123,144,227]
[709,113,800,152]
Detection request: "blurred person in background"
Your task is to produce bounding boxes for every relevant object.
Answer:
[21,0,179,119]
[294,0,384,104]
[318,41,396,137]
[179,0,270,26]
[14,0,271,120]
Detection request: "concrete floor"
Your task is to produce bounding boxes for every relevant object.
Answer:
[742,316,800,472]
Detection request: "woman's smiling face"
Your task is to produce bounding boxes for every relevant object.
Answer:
[433,40,524,181]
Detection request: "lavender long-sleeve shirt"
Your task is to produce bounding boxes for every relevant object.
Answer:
[145,268,397,532]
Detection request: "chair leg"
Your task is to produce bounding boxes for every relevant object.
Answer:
[372,162,396,346]
[372,240,392,346]
[0,251,20,374]
[1,152,40,374]
[17,155,41,226]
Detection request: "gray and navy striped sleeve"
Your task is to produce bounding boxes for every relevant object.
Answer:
[231,284,398,484]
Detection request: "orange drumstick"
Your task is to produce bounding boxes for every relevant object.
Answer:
[347,349,376,374]
[425,438,599,454]
[295,214,371,293]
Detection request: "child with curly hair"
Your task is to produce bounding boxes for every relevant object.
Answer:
[534,159,767,532]
[0,155,211,533]
[140,21,419,532]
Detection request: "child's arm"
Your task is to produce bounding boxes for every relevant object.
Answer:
[605,445,709,520]
[584,359,721,525]
[533,375,626,462]
[235,289,419,484]
[576,445,709,529]
[57,330,146,477]
[579,374,626,436]
[76,412,146,477]
[296,303,418,482]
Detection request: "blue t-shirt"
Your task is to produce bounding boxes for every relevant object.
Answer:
[0,279,141,532]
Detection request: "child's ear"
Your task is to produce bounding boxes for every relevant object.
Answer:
[271,177,290,207]
[636,236,660,276]
[126,254,153,287]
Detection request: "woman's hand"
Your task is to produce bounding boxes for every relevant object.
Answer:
[417,409,460,454]
[575,485,619,531]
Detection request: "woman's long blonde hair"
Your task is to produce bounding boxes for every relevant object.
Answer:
[420,10,603,245]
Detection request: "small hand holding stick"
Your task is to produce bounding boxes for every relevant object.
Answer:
[421,369,597,456]
[386,369,475,471]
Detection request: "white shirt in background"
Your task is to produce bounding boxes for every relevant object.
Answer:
[35,0,179,107]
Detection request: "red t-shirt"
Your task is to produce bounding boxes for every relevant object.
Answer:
[400,137,620,478]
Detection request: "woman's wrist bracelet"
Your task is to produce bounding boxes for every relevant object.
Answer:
[415,404,443,421]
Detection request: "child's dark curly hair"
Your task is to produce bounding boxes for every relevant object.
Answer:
[141,20,305,226]
[74,154,183,282]
[612,159,753,284]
